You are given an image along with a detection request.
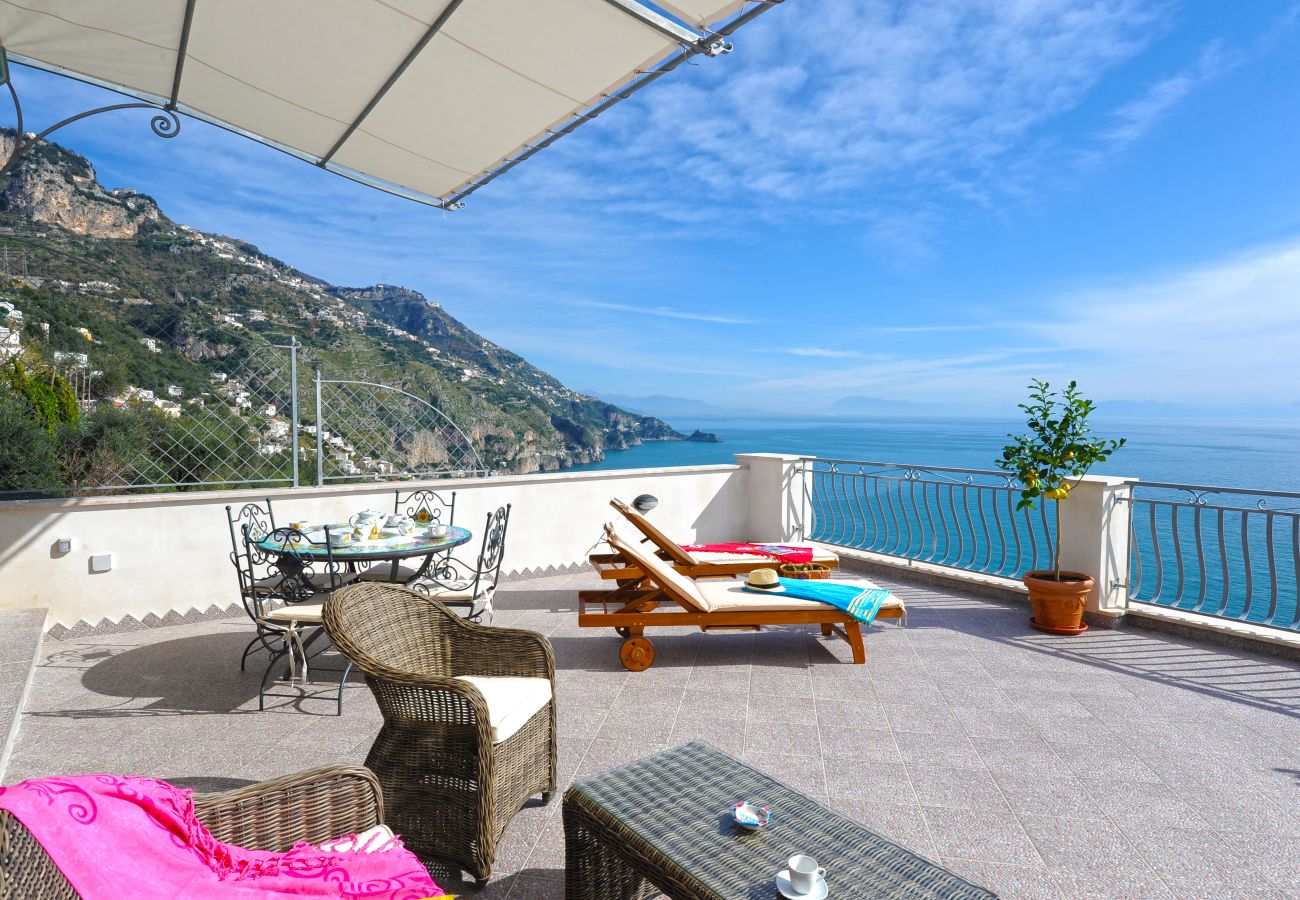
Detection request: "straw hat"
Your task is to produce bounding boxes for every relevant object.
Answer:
[745,569,783,591]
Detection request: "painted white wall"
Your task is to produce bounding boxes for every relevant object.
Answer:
[0,464,748,629]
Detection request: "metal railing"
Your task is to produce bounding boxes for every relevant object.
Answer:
[1125,482,1300,631]
[803,458,1054,579]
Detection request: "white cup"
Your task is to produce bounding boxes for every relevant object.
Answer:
[430,524,449,537]
[788,855,826,894]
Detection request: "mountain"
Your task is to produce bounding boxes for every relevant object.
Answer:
[593,393,768,419]
[0,130,682,478]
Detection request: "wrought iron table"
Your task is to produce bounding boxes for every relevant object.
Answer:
[563,741,995,900]
[258,524,472,585]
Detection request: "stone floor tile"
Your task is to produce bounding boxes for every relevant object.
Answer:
[813,698,889,728]
[922,805,1041,866]
[1082,778,1212,832]
[819,726,900,762]
[823,766,915,805]
[992,772,1105,821]
[893,729,983,769]
[940,858,1061,900]
[1049,862,1174,899]
[907,765,1009,812]
[830,798,938,859]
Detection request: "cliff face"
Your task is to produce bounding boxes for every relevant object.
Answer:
[0,132,681,474]
[0,132,162,238]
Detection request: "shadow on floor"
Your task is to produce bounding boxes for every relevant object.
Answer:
[31,629,362,718]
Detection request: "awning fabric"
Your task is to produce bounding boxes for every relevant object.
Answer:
[0,0,771,207]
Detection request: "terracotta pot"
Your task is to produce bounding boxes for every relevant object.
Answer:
[1022,570,1093,635]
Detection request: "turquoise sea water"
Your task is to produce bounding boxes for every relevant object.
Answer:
[571,416,1300,492]
[571,416,1300,629]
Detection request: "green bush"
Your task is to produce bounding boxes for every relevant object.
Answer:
[0,384,64,492]
[3,358,80,431]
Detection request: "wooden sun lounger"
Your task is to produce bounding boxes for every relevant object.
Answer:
[606,498,840,578]
[580,525,903,671]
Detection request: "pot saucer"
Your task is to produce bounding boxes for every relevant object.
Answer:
[1029,617,1088,635]
[776,870,828,900]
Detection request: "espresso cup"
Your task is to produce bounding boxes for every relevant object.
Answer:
[788,855,825,894]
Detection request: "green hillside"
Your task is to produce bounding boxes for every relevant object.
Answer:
[0,130,681,493]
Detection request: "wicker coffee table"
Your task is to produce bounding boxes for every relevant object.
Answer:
[563,742,995,899]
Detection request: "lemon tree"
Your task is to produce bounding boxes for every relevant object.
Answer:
[998,379,1125,578]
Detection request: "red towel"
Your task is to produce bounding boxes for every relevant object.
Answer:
[682,542,813,563]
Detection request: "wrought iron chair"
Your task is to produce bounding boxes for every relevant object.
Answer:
[395,487,456,527]
[322,582,556,882]
[256,526,355,714]
[356,488,458,585]
[225,500,279,671]
[413,504,510,623]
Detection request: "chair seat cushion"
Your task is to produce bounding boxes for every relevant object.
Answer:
[259,600,325,624]
[256,572,357,590]
[454,675,551,744]
[356,564,421,583]
[695,578,904,614]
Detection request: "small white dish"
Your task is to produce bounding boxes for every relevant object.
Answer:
[728,800,771,831]
[776,869,828,900]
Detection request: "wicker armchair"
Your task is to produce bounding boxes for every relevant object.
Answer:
[323,582,557,882]
[0,765,382,898]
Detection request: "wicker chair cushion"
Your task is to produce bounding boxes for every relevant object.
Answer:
[260,601,325,624]
[698,579,905,613]
[454,675,551,743]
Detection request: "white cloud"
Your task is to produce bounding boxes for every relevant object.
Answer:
[786,347,858,358]
[1032,237,1300,405]
[580,300,755,325]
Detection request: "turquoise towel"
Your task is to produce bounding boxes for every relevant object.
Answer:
[743,578,892,625]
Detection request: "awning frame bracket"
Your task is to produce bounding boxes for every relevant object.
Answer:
[0,48,180,178]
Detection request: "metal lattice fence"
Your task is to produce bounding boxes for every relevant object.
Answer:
[0,337,488,497]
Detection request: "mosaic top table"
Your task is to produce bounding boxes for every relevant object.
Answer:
[257,524,472,584]
[563,741,995,900]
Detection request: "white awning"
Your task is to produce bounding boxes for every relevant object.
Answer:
[0,0,780,208]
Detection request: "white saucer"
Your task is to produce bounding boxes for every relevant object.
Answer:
[776,870,828,900]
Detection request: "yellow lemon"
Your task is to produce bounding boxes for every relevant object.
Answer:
[1064,451,1075,461]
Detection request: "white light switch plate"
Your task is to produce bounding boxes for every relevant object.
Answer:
[89,553,113,573]
[57,538,72,554]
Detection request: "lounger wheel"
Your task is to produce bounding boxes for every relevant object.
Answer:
[619,636,655,671]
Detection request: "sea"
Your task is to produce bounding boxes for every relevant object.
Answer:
[569,416,1300,492]
[570,416,1300,628]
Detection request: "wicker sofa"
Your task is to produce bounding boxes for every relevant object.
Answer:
[324,582,557,883]
[0,764,384,898]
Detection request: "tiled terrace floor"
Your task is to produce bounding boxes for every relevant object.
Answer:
[5,569,1300,898]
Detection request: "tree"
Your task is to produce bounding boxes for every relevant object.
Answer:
[998,379,1126,579]
[0,384,64,492]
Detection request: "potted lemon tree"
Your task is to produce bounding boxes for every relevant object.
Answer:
[998,379,1124,635]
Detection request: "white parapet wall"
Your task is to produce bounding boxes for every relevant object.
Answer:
[0,463,750,631]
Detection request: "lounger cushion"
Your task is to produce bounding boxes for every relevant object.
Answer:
[605,526,712,612]
[454,676,552,743]
[686,544,839,566]
[696,578,904,614]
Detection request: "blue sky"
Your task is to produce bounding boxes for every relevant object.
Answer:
[12,1,1300,415]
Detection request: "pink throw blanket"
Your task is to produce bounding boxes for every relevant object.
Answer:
[0,774,443,898]
[682,542,814,564]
